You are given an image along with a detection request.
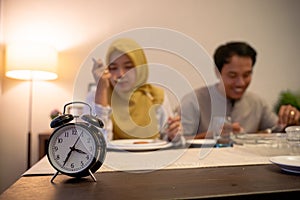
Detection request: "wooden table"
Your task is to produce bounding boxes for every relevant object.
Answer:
[1,164,300,199]
[2,139,300,200]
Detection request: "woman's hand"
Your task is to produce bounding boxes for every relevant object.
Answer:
[92,58,105,82]
[164,115,182,141]
[93,58,111,106]
[278,105,300,127]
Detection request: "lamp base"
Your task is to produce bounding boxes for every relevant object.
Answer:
[27,131,31,169]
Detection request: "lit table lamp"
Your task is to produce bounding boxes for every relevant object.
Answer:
[5,43,58,169]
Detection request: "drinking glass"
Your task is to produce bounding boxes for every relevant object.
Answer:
[211,116,233,147]
[285,126,300,155]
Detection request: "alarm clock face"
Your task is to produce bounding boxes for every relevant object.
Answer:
[47,123,103,176]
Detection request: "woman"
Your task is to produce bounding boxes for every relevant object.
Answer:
[87,38,182,142]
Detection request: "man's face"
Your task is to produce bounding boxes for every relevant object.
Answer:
[219,55,253,100]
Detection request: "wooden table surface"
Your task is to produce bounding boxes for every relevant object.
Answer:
[1,164,300,200]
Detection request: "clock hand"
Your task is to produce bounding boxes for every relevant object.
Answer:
[72,134,82,148]
[73,148,87,154]
[63,134,82,166]
[63,148,73,167]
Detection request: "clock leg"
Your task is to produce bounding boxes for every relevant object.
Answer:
[51,171,60,183]
[89,169,97,182]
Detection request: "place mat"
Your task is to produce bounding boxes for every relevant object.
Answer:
[23,145,291,176]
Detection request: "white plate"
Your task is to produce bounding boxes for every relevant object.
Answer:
[186,139,216,146]
[269,156,300,174]
[232,133,283,145]
[107,139,172,151]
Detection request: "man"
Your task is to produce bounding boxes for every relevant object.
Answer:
[180,41,299,139]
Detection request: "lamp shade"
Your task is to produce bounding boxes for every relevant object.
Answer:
[5,43,58,80]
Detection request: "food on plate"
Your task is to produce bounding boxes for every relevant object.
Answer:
[133,141,149,144]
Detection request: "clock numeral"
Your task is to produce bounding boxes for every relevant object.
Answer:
[55,154,60,160]
[72,128,77,135]
[81,161,84,166]
[64,131,69,137]
[70,163,75,168]
[58,138,63,143]
[86,154,90,160]
[89,146,93,152]
[87,137,91,143]
[52,146,58,152]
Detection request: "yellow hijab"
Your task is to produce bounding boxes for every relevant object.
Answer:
[106,38,164,139]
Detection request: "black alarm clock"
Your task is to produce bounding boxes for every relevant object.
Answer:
[47,101,106,183]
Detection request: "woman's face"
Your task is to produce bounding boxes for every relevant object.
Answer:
[108,51,137,92]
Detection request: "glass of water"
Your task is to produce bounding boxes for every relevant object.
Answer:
[285,126,300,155]
[211,116,233,148]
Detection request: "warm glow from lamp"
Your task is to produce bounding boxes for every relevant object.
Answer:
[5,43,58,80]
[5,43,58,169]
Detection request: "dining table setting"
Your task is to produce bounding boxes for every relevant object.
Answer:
[23,132,299,174]
[1,131,300,200]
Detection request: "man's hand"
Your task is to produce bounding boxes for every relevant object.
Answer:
[278,105,300,127]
